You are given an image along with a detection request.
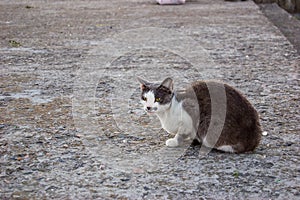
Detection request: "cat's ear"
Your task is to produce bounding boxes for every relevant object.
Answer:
[136,76,150,90]
[161,77,173,91]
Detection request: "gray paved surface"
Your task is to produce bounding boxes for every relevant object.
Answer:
[0,0,299,199]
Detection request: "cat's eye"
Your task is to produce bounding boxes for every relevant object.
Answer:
[155,97,161,102]
[142,96,147,101]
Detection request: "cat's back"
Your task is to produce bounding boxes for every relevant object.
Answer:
[176,80,260,125]
[191,80,257,115]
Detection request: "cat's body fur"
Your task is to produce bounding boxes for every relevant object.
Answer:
[137,77,262,153]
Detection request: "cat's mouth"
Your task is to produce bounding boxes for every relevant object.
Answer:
[145,109,156,114]
[146,111,156,114]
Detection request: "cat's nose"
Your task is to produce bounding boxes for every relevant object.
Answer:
[146,107,157,112]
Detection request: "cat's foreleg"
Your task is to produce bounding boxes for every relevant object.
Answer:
[166,126,193,147]
[166,133,184,147]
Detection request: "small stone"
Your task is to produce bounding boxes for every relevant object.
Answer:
[100,165,105,170]
[144,186,150,191]
[120,177,130,182]
[262,131,268,136]
[75,134,82,138]
[133,168,144,174]
[24,133,34,138]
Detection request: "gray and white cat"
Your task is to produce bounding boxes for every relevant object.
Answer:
[137,77,262,153]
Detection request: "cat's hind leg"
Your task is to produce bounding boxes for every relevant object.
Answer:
[216,145,235,153]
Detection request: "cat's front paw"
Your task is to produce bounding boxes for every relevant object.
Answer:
[166,138,179,147]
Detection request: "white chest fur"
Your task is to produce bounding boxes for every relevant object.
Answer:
[156,97,194,136]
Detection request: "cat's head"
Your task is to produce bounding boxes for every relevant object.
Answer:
[137,77,174,114]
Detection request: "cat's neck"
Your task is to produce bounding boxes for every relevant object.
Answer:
[155,93,185,133]
[155,93,179,118]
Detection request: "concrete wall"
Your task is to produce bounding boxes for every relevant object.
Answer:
[254,0,300,13]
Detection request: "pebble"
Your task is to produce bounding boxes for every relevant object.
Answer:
[24,133,34,138]
[133,168,145,174]
[100,165,105,170]
[262,131,268,136]
[75,134,82,138]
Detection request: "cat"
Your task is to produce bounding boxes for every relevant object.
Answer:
[137,77,262,153]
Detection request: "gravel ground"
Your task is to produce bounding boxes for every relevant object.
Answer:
[0,0,299,199]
